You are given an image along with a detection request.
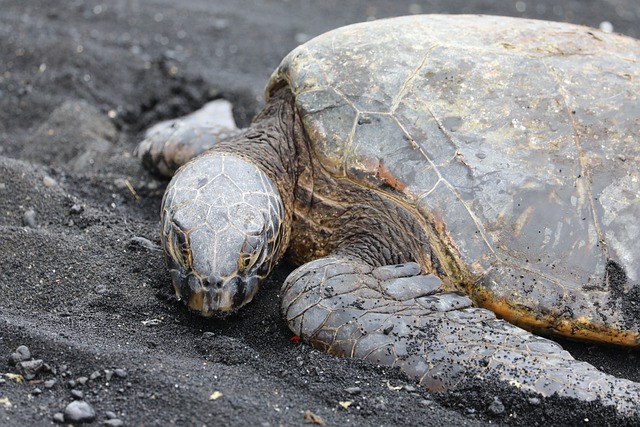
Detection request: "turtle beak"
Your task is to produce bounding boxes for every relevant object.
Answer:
[168,261,260,316]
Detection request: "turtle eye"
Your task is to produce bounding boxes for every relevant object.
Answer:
[238,243,252,270]
[238,238,260,273]
[168,219,193,269]
[238,253,252,271]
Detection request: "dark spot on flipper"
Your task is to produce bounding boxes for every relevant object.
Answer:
[416,293,473,312]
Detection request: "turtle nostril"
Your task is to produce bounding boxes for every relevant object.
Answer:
[205,274,224,290]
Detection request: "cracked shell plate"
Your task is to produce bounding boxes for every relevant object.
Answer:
[268,15,640,344]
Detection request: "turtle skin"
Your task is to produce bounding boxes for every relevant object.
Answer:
[273,15,640,346]
[138,15,640,417]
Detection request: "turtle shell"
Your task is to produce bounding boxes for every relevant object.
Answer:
[268,15,640,344]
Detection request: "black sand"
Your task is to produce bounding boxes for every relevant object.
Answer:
[1,1,639,425]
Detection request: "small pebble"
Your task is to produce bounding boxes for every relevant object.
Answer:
[70,203,84,214]
[103,419,124,427]
[31,387,42,395]
[344,387,362,395]
[77,376,88,385]
[64,400,96,423]
[43,176,57,187]
[52,412,65,423]
[114,369,127,378]
[488,396,505,415]
[23,209,37,228]
[18,359,44,379]
[105,411,117,419]
[90,371,101,381]
[420,399,433,407]
[67,380,77,388]
[528,397,541,406]
[105,369,113,381]
[16,345,31,359]
[0,378,6,385]
[9,345,31,365]
[599,21,614,33]
[403,385,416,392]
[44,379,57,388]
[71,389,84,399]
[302,409,325,426]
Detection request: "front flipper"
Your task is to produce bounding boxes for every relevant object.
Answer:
[135,99,243,177]
[281,255,640,417]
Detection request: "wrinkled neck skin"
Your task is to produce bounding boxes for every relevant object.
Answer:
[213,86,448,280]
[209,87,307,266]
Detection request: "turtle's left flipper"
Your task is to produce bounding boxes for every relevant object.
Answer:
[281,254,640,417]
[135,99,242,177]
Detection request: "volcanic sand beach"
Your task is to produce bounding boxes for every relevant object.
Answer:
[1,1,639,425]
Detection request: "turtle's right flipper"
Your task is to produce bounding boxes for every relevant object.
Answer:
[281,254,640,417]
[135,99,242,177]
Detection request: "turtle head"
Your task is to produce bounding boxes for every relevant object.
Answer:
[160,153,286,316]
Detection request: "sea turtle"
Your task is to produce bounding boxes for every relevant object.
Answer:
[137,15,640,416]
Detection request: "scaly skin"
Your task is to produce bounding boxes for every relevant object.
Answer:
[136,15,640,421]
[141,90,640,422]
[138,68,640,423]
[282,256,640,416]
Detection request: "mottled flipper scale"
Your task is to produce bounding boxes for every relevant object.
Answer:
[282,255,640,416]
[135,99,242,177]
